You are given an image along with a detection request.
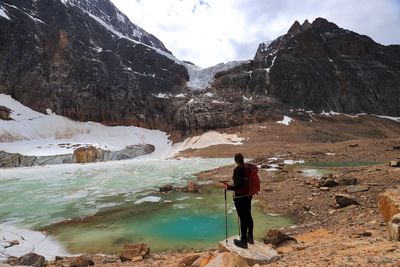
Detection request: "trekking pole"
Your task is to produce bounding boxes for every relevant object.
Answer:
[237,216,241,237]
[224,189,228,244]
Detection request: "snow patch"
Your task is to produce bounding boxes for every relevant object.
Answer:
[212,100,228,104]
[0,95,243,158]
[175,93,185,98]
[374,115,400,123]
[153,93,170,99]
[321,110,341,116]
[276,116,293,126]
[243,95,252,101]
[172,131,243,152]
[284,159,304,165]
[0,6,10,20]
[204,92,214,97]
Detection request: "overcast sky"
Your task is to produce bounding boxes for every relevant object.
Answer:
[111,0,400,68]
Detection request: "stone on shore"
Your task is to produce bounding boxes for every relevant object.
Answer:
[218,236,279,266]
[346,185,369,193]
[204,252,247,267]
[388,213,400,241]
[335,193,359,208]
[12,252,46,267]
[70,255,95,267]
[378,189,400,222]
[263,230,297,247]
[120,243,150,261]
[73,146,107,163]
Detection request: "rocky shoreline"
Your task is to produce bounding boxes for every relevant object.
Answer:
[2,119,400,266]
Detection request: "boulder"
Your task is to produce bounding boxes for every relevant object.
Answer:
[318,178,338,187]
[337,177,358,186]
[70,255,94,267]
[0,106,12,120]
[204,252,248,267]
[191,252,215,267]
[389,161,400,167]
[14,253,46,267]
[73,146,106,163]
[378,189,400,222]
[218,236,279,266]
[178,253,201,266]
[335,194,359,208]
[263,230,297,247]
[388,213,400,241]
[159,184,173,193]
[186,181,200,193]
[120,243,150,261]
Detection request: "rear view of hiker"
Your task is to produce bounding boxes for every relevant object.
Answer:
[223,153,259,249]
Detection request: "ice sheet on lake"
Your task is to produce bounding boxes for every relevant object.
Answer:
[0,222,71,261]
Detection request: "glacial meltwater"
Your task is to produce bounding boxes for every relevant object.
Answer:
[0,158,294,256]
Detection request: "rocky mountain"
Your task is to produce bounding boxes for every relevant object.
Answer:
[213,18,400,116]
[0,0,188,133]
[1,1,399,140]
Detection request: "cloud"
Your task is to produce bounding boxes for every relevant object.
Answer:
[111,0,400,68]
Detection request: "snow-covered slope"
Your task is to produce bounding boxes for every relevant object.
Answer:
[0,95,243,158]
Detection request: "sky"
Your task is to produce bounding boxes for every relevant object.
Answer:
[111,0,400,68]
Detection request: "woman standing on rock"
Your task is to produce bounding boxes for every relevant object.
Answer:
[222,153,254,249]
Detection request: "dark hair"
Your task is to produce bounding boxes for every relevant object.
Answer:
[234,153,244,164]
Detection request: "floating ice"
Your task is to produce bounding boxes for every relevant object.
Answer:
[134,196,162,204]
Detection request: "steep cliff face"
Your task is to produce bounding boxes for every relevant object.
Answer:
[213,18,400,116]
[0,0,188,130]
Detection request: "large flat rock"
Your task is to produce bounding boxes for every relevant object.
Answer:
[218,236,279,266]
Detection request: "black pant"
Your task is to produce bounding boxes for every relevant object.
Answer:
[234,195,253,242]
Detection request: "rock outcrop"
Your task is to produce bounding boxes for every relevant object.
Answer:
[73,146,108,163]
[212,18,400,116]
[0,0,188,135]
[378,189,400,222]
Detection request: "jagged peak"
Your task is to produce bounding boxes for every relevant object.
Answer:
[311,17,339,32]
[287,20,302,35]
[301,19,312,31]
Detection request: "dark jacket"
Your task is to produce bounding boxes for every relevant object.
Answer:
[227,165,248,197]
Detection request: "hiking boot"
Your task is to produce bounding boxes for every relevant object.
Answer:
[233,239,248,249]
[247,236,254,244]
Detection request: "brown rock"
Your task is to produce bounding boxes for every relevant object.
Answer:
[388,213,400,241]
[378,189,400,222]
[187,181,200,193]
[346,185,369,193]
[0,106,12,120]
[14,253,46,267]
[71,255,94,267]
[263,230,297,248]
[337,177,358,186]
[73,146,105,163]
[192,252,215,267]
[120,243,150,261]
[389,161,400,167]
[179,253,201,266]
[335,193,359,208]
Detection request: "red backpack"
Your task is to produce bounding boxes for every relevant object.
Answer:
[239,163,260,196]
